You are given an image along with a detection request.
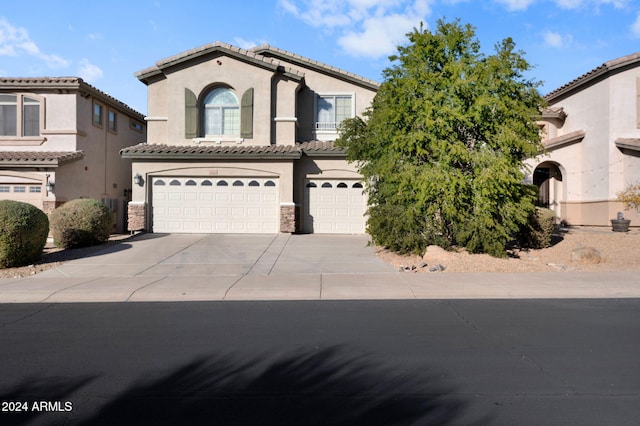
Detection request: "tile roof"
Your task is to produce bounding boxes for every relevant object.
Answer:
[615,138,640,152]
[297,141,346,156]
[0,77,144,119]
[0,151,84,166]
[135,41,305,84]
[545,52,640,103]
[120,141,347,159]
[250,44,380,90]
[120,143,303,159]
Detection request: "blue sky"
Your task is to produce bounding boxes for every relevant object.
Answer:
[1,0,639,115]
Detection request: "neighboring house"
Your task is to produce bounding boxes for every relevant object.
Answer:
[0,78,146,233]
[121,42,378,234]
[527,52,640,227]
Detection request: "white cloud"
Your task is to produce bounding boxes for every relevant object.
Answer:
[493,0,632,11]
[632,13,640,38]
[543,31,563,47]
[493,0,536,11]
[78,59,103,82]
[0,17,69,69]
[234,37,261,49]
[278,0,430,58]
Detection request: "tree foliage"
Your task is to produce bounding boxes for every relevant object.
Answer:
[337,19,544,257]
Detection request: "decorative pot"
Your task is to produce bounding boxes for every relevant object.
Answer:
[611,219,631,232]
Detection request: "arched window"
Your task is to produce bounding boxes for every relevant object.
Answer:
[306,182,317,188]
[233,180,244,186]
[154,179,166,186]
[321,182,332,188]
[217,180,228,186]
[201,180,213,186]
[265,180,276,187]
[169,179,181,186]
[337,182,348,188]
[185,180,197,186]
[353,182,363,188]
[248,180,259,187]
[203,87,239,136]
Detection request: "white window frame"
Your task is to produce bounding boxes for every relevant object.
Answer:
[203,87,240,138]
[314,93,355,135]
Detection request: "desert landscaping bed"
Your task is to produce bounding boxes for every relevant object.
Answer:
[377,226,640,273]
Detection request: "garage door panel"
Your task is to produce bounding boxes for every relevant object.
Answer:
[306,179,366,234]
[152,177,278,233]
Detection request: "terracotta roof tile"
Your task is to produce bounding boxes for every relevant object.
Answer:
[545,52,640,103]
[0,151,84,166]
[120,141,347,159]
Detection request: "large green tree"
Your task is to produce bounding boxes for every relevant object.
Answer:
[337,19,544,257]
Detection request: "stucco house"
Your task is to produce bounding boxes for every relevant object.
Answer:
[528,52,640,227]
[0,77,146,232]
[122,42,378,234]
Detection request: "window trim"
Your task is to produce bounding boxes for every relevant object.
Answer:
[202,87,240,138]
[92,100,104,128]
[314,92,355,133]
[0,93,45,141]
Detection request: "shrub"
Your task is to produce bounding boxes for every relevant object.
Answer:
[616,182,640,211]
[50,199,113,249]
[518,207,556,249]
[0,200,49,268]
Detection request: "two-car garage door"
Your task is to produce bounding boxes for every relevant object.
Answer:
[152,177,279,233]
[151,176,367,234]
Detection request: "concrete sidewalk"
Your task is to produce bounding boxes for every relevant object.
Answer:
[0,233,638,303]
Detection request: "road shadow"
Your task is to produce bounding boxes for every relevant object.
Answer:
[78,346,478,425]
[0,375,95,426]
[0,346,487,425]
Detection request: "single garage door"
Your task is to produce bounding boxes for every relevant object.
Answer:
[152,177,279,233]
[305,179,366,234]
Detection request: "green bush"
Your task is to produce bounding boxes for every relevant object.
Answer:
[518,207,556,249]
[50,199,113,249]
[0,200,49,268]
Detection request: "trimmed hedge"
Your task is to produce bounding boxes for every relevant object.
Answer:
[50,199,113,249]
[0,200,49,268]
[518,207,556,249]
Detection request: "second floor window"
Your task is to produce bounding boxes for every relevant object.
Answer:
[316,95,352,131]
[93,102,103,127]
[203,88,239,136]
[0,94,41,137]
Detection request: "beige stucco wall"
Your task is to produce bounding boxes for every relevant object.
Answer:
[145,53,278,146]
[529,64,640,226]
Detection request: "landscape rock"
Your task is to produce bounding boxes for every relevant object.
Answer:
[570,246,602,264]
[429,264,446,272]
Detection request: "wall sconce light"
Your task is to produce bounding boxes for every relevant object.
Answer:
[45,179,54,193]
[133,173,144,186]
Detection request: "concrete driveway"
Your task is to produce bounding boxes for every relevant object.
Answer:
[45,233,395,277]
[2,233,640,303]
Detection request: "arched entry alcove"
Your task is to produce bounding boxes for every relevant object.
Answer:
[533,161,564,219]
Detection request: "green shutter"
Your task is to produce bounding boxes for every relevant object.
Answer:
[241,88,254,139]
[185,88,197,139]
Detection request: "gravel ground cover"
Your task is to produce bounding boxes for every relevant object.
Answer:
[377,226,640,273]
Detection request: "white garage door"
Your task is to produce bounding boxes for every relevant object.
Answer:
[305,179,366,234]
[152,177,279,233]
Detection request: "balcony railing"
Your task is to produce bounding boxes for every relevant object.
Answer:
[315,122,338,131]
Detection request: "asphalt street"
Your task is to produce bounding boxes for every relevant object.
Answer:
[1,299,639,425]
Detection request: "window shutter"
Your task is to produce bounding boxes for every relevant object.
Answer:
[185,88,197,139]
[241,88,254,139]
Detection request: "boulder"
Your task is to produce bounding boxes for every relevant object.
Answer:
[570,246,602,264]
